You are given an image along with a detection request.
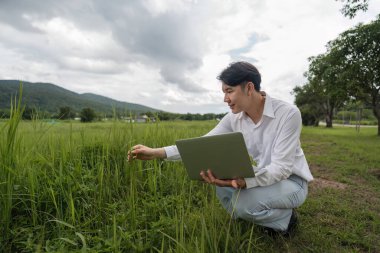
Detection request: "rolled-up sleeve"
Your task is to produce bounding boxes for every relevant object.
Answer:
[163,145,181,161]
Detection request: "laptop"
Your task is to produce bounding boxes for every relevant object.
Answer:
[175,132,255,180]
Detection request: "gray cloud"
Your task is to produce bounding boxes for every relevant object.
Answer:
[0,0,104,32]
[2,0,377,114]
[0,0,207,92]
[160,65,206,92]
[93,0,206,91]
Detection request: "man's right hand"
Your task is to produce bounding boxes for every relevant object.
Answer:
[128,144,166,161]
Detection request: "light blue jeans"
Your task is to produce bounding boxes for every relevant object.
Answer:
[216,174,308,231]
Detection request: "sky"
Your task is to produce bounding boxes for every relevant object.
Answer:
[0,0,379,114]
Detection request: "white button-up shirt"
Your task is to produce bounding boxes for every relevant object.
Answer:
[164,94,314,188]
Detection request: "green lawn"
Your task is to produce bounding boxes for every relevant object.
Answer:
[1,119,379,252]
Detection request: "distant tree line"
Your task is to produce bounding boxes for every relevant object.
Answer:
[144,111,227,121]
[293,15,380,135]
[0,106,227,123]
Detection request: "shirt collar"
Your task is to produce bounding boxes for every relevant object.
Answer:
[237,92,275,120]
[262,93,275,118]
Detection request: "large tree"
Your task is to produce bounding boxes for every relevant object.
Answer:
[303,50,349,127]
[328,16,380,135]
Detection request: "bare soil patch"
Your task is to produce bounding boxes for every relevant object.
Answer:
[308,164,348,190]
[369,168,380,180]
[310,178,347,190]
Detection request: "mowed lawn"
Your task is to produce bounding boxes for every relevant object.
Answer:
[298,126,380,252]
[0,120,379,252]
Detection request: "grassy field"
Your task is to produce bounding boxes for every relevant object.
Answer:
[1,114,379,252]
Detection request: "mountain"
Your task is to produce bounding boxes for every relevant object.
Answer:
[0,80,160,115]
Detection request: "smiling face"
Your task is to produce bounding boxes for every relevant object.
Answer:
[222,83,250,114]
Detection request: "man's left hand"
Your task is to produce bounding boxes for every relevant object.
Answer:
[200,169,246,189]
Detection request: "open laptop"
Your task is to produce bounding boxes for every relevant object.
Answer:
[175,132,255,180]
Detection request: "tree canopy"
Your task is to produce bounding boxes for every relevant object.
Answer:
[329,15,380,134]
[337,0,369,18]
[80,108,96,122]
[293,81,325,126]
[58,106,76,120]
[294,15,380,134]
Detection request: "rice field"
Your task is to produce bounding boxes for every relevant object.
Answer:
[1,106,380,252]
[0,108,255,252]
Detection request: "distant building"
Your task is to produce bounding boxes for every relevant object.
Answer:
[121,115,155,123]
[135,115,148,123]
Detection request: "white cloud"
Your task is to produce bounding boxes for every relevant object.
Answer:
[0,0,379,113]
[142,0,196,16]
[241,0,380,104]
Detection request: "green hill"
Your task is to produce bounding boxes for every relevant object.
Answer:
[0,80,160,116]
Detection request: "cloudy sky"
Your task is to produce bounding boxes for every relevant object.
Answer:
[0,0,379,113]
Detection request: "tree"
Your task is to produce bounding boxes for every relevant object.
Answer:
[80,108,96,122]
[22,107,35,120]
[0,109,10,119]
[58,106,75,120]
[293,83,324,126]
[302,50,349,127]
[328,16,380,135]
[202,113,216,120]
[144,111,154,118]
[336,0,369,18]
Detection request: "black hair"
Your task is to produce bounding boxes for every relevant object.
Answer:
[217,61,261,91]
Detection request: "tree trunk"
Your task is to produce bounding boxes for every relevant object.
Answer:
[326,105,334,128]
[325,115,333,128]
[324,99,333,128]
[375,107,380,136]
[371,89,380,136]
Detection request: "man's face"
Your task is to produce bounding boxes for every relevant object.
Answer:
[222,83,248,114]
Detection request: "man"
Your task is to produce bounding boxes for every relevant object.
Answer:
[129,61,313,236]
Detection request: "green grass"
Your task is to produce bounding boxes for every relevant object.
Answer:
[299,127,380,252]
[1,116,379,252]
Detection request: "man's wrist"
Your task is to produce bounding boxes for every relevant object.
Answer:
[154,148,167,159]
[239,178,247,189]
[245,177,259,189]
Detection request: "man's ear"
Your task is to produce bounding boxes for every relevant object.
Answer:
[247,82,255,96]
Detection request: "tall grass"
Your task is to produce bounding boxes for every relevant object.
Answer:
[1,110,258,252]
[1,102,379,252]
[0,85,24,245]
